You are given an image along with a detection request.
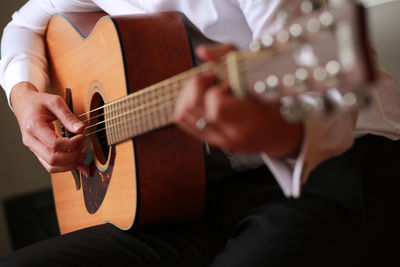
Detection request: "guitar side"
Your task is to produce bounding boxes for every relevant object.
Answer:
[46,12,205,234]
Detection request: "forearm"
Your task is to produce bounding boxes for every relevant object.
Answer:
[0,0,101,106]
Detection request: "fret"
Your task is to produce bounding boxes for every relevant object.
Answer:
[105,59,225,145]
[126,98,134,138]
[113,103,118,144]
[120,99,126,141]
[133,97,139,137]
[109,104,114,145]
[123,101,128,141]
[115,101,121,143]
[131,97,137,137]
[145,91,154,131]
[152,88,160,129]
[104,104,111,145]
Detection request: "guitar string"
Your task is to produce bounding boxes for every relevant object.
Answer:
[76,60,219,120]
[85,95,177,139]
[61,55,240,149]
[82,98,177,150]
[80,62,229,136]
[83,89,180,132]
[74,53,239,127]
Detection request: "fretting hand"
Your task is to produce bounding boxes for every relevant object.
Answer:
[174,44,303,157]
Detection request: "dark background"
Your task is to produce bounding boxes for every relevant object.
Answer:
[0,0,398,258]
[0,0,50,258]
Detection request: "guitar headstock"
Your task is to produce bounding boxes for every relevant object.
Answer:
[227,0,374,122]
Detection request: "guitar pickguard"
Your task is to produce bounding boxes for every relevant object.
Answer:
[81,146,116,214]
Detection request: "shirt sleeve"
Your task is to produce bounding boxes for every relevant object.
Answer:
[235,0,358,197]
[0,0,101,107]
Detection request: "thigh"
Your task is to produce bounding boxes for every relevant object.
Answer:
[0,222,224,267]
[206,147,367,267]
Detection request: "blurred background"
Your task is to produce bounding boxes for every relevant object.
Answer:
[0,0,399,258]
[0,0,51,258]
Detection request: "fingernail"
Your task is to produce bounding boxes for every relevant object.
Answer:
[73,121,84,131]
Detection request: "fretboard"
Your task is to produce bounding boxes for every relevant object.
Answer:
[104,61,228,145]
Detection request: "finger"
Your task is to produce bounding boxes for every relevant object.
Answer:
[45,95,84,134]
[203,82,235,125]
[176,110,232,148]
[77,163,90,177]
[55,134,86,152]
[195,43,236,61]
[174,73,216,123]
[34,151,86,173]
[25,134,85,167]
[29,119,86,152]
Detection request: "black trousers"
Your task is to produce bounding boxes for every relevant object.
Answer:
[1,134,399,267]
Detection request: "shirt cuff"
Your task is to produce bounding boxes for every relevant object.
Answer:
[1,61,48,108]
[261,90,357,198]
[261,153,302,198]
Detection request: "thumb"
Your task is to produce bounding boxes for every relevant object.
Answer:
[46,96,84,133]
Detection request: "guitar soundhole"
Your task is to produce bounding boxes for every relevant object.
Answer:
[89,92,109,165]
[81,91,116,214]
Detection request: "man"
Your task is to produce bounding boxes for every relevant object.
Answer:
[1,0,399,266]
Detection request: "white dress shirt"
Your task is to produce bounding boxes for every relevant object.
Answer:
[1,0,400,197]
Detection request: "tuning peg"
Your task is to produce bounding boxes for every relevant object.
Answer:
[307,18,321,33]
[266,75,279,89]
[261,34,274,48]
[283,73,296,88]
[319,11,334,28]
[295,68,309,82]
[293,68,309,92]
[343,92,357,106]
[254,81,267,94]
[326,60,340,76]
[249,40,262,52]
[324,60,341,86]
[280,97,311,123]
[301,0,325,14]
[313,66,327,81]
[301,1,314,14]
[289,24,303,39]
[277,9,289,23]
[253,75,280,97]
[277,29,290,44]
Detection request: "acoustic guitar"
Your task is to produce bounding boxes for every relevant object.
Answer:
[46,0,373,234]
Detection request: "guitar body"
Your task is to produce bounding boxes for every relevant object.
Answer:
[46,12,205,234]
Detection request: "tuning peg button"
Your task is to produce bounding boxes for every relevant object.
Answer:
[249,40,262,52]
[343,92,357,106]
[307,18,321,33]
[261,35,274,48]
[301,1,313,14]
[289,24,303,39]
[266,75,279,89]
[277,29,290,43]
[283,73,296,87]
[295,68,309,82]
[254,81,267,94]
[313,67,327,81]
[319,11,334,28]
[277,10,289,22]
[326,60,340,76]
[280,97,310,122]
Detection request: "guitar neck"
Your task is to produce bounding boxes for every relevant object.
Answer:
[103,60,228,145]
[87,0,373,146]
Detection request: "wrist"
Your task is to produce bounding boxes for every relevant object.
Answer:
[10,82,39,108]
